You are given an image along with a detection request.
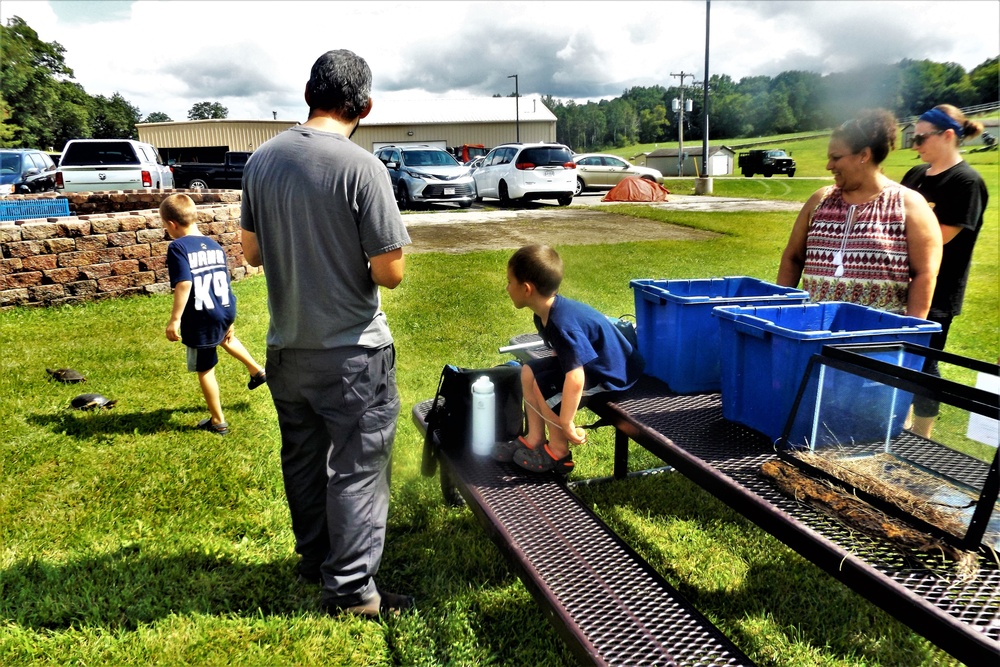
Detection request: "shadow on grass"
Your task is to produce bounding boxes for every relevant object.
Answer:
[26,401,252,438]
[381,477,573,664]
[0,550,315,630]
[0,490,572,667]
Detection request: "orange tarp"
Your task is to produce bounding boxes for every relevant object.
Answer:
[601,176,670,202]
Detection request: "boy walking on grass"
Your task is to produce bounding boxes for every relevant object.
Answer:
[161,194,267,435]
[494,245,644,475]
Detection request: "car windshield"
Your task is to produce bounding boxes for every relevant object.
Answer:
[0,152,23,174]
[404,150,459,167]
[518,147,573,166]
[766,150,787,158]
[61,142,140,166]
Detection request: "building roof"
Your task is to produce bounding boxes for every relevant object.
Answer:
[361,96,556,126]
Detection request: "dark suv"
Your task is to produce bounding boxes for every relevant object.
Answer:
[0,149,57,194]
[374,145,475,209]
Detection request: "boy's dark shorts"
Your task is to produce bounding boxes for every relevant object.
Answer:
[527,356,614,410]
[187,345,219,373]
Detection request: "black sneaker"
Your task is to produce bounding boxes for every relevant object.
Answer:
[323,589,414,619]
[248,370,267,390]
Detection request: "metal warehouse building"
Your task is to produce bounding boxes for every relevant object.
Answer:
[136,119,296,164]
[355,96,556,151]
[136,97,556,162]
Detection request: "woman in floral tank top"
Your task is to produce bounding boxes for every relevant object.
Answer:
[778,109,942,318]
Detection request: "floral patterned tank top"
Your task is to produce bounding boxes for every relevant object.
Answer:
[802,183,909,313]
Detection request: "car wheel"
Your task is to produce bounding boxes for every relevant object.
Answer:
[498,180,510,205]
[557,194,573,207]
[743,171,754,178]
[397,184,411,210]
[459,200,473,209]
[788,170,796,177]
[188,178,209,190]
[574,177,585,196]
[763,171,773,178]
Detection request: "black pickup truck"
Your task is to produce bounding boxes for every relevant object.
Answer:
[737,149,796,177]
[171,151,250,190]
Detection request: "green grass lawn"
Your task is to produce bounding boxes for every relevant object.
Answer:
[1,150,996,665]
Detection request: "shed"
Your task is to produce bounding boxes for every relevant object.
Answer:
[636,145,736,177]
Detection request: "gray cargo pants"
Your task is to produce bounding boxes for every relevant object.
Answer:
[266,344,400,607]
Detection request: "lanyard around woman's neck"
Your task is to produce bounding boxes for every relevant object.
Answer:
[833,204,858,278]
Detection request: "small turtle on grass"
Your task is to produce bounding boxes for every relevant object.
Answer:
[47,368,86,384]
[71,394,118,410]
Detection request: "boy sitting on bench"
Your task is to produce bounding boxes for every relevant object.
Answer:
[494,245,644,475]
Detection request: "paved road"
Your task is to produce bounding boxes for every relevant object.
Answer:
[402,194,801,227]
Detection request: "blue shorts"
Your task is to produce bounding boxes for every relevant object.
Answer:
[186,345,219,373]
[527,356,614,410]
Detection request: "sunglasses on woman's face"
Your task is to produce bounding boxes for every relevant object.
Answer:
[912,130,944,146]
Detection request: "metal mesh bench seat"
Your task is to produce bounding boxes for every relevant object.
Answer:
[413,400,756,667]
[0,198,70,222]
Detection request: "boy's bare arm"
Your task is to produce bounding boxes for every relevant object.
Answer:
[166,281,191,342]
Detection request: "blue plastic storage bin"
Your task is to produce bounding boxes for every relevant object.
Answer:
[712,302,940,442]
[0,198,70,222]
[630,277,809,393]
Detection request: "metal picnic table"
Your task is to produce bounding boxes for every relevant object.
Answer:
[503,330,1000,666]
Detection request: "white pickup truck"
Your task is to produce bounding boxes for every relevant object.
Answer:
[56,139,174,192]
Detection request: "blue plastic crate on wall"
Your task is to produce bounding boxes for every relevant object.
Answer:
[0,199,70,222]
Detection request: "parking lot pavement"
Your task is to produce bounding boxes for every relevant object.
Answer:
[402,194,801,226]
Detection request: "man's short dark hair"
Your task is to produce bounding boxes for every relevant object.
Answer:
[306,50,372,120]
[509,245,563,296]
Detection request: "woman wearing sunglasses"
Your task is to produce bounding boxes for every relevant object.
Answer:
[778,108,942,321]
[900,105,988,439]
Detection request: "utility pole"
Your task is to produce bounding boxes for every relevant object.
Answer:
[701,0,711,181]
[508,74,520,142]
[671,71,694,177]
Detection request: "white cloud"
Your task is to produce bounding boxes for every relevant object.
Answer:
[2,0,996,123]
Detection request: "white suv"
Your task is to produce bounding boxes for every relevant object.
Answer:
[473,143,576,206]
[56,139,174,192]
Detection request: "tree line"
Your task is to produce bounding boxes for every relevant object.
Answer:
[544,56,997,151]
[2,15,997,152]
[0,17,228,150]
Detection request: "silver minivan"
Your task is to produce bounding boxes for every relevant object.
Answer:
[57,139,174,192]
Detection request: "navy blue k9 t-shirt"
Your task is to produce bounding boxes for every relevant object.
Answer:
[166,234,236,348]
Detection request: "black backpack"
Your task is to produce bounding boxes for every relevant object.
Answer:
[421,362,525,476]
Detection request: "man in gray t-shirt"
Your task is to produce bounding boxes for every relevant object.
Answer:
[241,49,412,618]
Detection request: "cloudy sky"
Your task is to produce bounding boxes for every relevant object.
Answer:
[2,1,997,123]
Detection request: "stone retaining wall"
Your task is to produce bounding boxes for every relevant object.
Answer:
[0,191,260,309]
